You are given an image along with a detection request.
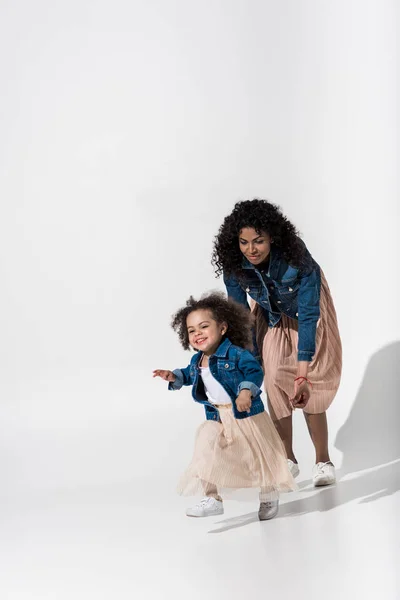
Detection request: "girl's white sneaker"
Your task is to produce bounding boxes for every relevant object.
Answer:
[312,462,336,486]
[186,497,224,517]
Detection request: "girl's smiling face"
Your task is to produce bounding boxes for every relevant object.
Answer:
[239,227,272,265]
[186,309,227,355]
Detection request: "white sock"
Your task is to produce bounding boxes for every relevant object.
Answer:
[260,488,279,503]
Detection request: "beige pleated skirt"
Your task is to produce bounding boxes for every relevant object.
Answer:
[253,271,342,420]
[177,405,297,498]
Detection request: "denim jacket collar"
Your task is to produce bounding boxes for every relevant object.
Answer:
[212,337,232,358]
[241,244,281,278]
[194,338,232,365]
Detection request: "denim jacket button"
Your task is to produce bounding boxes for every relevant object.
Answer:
[246,287,250,293]
[296,312,298,316]
[225,363,229,368]
[289,287,293,291]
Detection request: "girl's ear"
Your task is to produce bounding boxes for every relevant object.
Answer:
[221,322,228,336]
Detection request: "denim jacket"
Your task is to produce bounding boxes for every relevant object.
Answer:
[223,241,321,362]
[168,338,265,421]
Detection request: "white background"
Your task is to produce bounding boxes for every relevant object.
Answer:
[0,1,398,599]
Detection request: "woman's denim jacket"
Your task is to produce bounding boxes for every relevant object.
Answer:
[168,338,265,421]
[224,242,321,362]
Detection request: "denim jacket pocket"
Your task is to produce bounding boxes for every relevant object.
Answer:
[276,277,300,298]
[244,283,261,301]
[217,359,236,372]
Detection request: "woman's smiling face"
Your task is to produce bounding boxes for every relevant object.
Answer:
[238,227,272,265]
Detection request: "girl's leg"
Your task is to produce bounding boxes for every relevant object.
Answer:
[259,486,279,521]
[203,481,223,503]
[259,486,279,502]
[303,411,331,464]
[186,481,224,517]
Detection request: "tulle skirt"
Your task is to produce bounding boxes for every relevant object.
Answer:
[177,405,296,498]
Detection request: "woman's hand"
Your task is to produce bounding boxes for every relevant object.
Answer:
[153,369,176,382]
[290,378,311,409]
[236,389,252,413]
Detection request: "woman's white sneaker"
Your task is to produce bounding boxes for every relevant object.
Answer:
[186,497,224,517]
[312,462,336,486]
[287,459,300,478]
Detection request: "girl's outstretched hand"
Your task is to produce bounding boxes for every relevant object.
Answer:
[153,369,176,382]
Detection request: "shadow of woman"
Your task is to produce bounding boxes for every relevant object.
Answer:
[283,341,400,514]
[335,341,400,475]
[208,343,400,531]
[208,459,400,531]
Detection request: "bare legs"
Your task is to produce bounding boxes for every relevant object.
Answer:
[268,400,331,464]
[304,412,331,463]
[203,481,223,503]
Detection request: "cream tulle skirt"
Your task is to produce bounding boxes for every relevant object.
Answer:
[177,404,296,498]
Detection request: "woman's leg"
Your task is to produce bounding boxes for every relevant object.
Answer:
[303,411,331,464]
[268,400,297,463]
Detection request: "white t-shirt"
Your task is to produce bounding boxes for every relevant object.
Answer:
[200,366,232,405]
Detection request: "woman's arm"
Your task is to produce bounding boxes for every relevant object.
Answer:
[297,262,321,363]
[223,272,249,309]
[292,258,321,408]
[223,271,261,361]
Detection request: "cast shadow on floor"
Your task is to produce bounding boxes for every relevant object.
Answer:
[209,341,400,533]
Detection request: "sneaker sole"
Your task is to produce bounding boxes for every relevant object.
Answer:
[291,467,300,479]
[258,508,279,521]
[186,510,224,518]
[313,478,336,487]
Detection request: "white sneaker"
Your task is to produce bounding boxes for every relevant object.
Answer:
[186,497,224,518]
[312,462,336,487]
[259,489,279,521]
[287,459,300,478]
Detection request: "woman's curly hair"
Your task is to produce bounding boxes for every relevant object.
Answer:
[212,199,306,277]
[171,291,254,351]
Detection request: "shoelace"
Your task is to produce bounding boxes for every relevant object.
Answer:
[260,502,274,509]
[194,497,214,509]
[316,462,331,474]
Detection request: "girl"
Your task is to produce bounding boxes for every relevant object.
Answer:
[153,292,296,520]
[212,199,342,486]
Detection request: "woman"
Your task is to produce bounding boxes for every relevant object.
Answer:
[212,199,342,486]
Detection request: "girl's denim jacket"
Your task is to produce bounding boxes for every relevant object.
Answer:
[223,241,321,362]
[168,338,264,421]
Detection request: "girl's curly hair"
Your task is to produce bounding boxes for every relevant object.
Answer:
[171,291,253,351]
[212,199,306,277]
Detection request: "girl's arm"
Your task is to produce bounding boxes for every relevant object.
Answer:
[153,364,193,390]
[167,364,193,391]
[236,350,264,398]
